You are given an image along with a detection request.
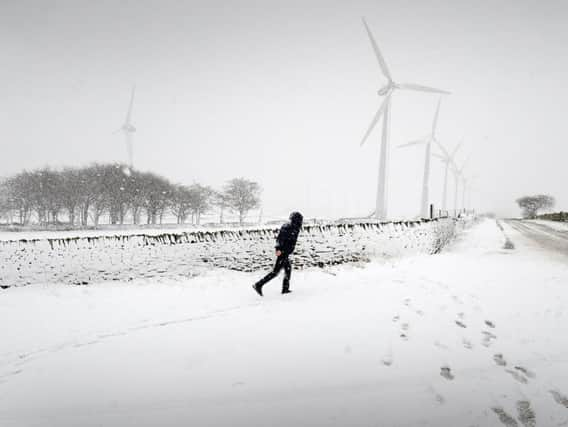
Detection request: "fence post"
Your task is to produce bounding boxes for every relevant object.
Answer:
[430,204,434,220]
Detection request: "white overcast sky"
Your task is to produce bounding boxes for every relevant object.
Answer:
[1,0,567,219]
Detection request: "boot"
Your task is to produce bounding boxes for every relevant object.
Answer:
[252,283,263,297]
[282,280,291,294]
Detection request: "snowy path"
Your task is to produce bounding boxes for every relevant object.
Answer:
[1,219,568,426]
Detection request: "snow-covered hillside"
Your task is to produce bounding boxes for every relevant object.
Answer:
[1,218,567,426]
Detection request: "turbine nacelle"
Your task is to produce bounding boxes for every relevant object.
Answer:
[377,83,394,96]
[122,123,136,133]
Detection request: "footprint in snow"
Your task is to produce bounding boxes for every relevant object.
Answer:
[482,330,497,347]
[455,320,467,328]
[516,400,536,427]
[506,369,528,384]
[463,339,473,350]
[400,323,409,340]
[514,366,535,379]
[550,390,568,408]
[381,354,393,367]
[491,407,519,426]
[485,320,496,328]
[493,353,507,366]
[440,366,454,380]
[434,341,449,350]
[0,369,23,383]
[427,386,445,405]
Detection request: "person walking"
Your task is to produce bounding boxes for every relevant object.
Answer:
[253,211,303,296]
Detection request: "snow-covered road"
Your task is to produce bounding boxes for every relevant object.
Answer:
[1,219,567,427]
[506,219,568,255]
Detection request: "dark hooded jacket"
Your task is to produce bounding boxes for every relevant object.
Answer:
[275,212,303,255]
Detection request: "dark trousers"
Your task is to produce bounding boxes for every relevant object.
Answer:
[256,254,292,292]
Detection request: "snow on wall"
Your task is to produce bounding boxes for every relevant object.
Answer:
[0,218,460,288]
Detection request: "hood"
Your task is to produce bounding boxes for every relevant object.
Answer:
[289,211,303,227]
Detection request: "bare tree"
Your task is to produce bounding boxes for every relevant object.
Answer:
[128,170,146,225]
[6,172,34,225]
[188,184,213,225]
[77,164,105,227]
[516,194,555,219]
[213,190,230,224]
[0,178,12,224]
[26,168,63,225]
[139,172,172,225]
[169,185,191,224]
[60,168,83,225]
[223,178,261,225]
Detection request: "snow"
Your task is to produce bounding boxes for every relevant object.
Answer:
[0,225,257,242]
[1,218,568,426]
[530,219,568,232]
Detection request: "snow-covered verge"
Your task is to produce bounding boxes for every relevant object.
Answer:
[0,217,465,288]
[530,219,568,232]
[0,218,567,427]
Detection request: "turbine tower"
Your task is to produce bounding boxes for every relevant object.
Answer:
[452,155,470,213]
[462,175,477,211]
[462,175,468,210]
[433,139,462,211]
[463,176,478,212]
[359,18,450,220]
[399,98,444,218]
[117,86,136,168]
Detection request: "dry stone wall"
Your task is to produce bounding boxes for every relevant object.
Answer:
[0,218,459,288]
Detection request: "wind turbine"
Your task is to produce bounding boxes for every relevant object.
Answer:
[462,174,477,211]
[452,154,470,213]
[464,176,479,212]
[398,97,444,218]
[433,139,462,211]
[116,86,136,168]
[359,18,450,220]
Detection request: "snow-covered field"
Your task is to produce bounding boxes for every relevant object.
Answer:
[1,218,568,426]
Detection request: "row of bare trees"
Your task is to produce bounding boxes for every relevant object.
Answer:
[0,164,261,227]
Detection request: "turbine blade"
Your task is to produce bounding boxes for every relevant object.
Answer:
[361,18,392,81]
[434,139,450,158]
[398,83,451,95]
[450,140,462,160]
[360,96,389,146]
[432,97,441,135]
[398,140,426,149]
[125,85,136,124]
[126,132,133,167]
